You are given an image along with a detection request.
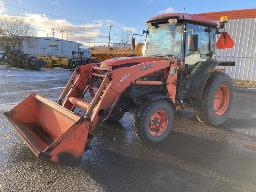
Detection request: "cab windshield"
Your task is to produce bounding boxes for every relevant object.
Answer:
[143,23,182,58]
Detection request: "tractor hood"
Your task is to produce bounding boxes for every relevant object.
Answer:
[100,56,167,69]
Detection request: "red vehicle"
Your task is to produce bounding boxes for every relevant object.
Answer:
[5,13,234,165]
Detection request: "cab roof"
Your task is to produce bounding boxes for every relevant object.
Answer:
[147,13,218,28]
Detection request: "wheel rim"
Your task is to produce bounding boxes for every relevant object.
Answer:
[148,110,168,137]
[213,84,230,116]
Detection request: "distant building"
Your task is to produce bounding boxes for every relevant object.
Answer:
[0,36,90,59]
[198,9,256,80]
[112,43,131,47]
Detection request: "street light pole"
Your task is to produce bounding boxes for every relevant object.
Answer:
[61,30,64,57]
[108,25,112,47]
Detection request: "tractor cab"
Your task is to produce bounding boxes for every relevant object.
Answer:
[144,13,234,99]
[144,14,218,64]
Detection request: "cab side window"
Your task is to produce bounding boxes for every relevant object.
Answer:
[185,23,212,66]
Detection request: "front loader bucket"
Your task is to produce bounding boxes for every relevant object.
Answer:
[4,94,89,165]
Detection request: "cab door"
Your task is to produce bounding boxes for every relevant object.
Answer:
[185,23,215,73]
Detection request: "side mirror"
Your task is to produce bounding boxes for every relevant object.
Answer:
[188,34,198,51]
[131,37,136,51]
[143,30,149,35]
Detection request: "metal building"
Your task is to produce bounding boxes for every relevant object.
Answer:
[198,9,256,80]
[20,36,90,59]
[0,36,90,59]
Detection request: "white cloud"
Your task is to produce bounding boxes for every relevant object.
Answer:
[0,3,137,45]
[122,26,137,33]
[158,6,176,14]
[23,14,111,43]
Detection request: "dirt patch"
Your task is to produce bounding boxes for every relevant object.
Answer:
[233,80,256,88]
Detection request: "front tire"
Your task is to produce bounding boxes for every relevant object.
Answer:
[134,100,173,144]
[194,72,234,126]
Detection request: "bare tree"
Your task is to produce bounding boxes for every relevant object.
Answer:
[0,16,33,50]
[119,30,133,45]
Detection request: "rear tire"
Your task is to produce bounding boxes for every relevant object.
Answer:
[134,99,173,144]
[194,72,233,126]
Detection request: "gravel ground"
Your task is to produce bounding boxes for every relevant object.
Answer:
[0,65,256,192]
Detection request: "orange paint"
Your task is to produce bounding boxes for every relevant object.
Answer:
[217,32,234,49]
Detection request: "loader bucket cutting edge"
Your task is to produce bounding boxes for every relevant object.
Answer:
[4,93,90,165]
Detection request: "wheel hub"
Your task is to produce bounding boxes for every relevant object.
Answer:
[149,110,168,136]
[213,84,230,116]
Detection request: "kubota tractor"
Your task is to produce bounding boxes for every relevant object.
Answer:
[5,13,235,165]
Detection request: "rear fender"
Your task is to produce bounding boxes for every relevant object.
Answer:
[188,59,219,99]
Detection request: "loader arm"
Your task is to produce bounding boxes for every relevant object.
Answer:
[58,63,98,109]
[79,59,175,131]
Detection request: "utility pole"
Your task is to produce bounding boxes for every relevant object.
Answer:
[108,25,112,47]
[61,30,64,56]
[52,28,55,38]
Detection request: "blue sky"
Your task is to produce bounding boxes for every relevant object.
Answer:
[2,0,256,44]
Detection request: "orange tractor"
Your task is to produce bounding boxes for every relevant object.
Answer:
[5,13,235,165]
